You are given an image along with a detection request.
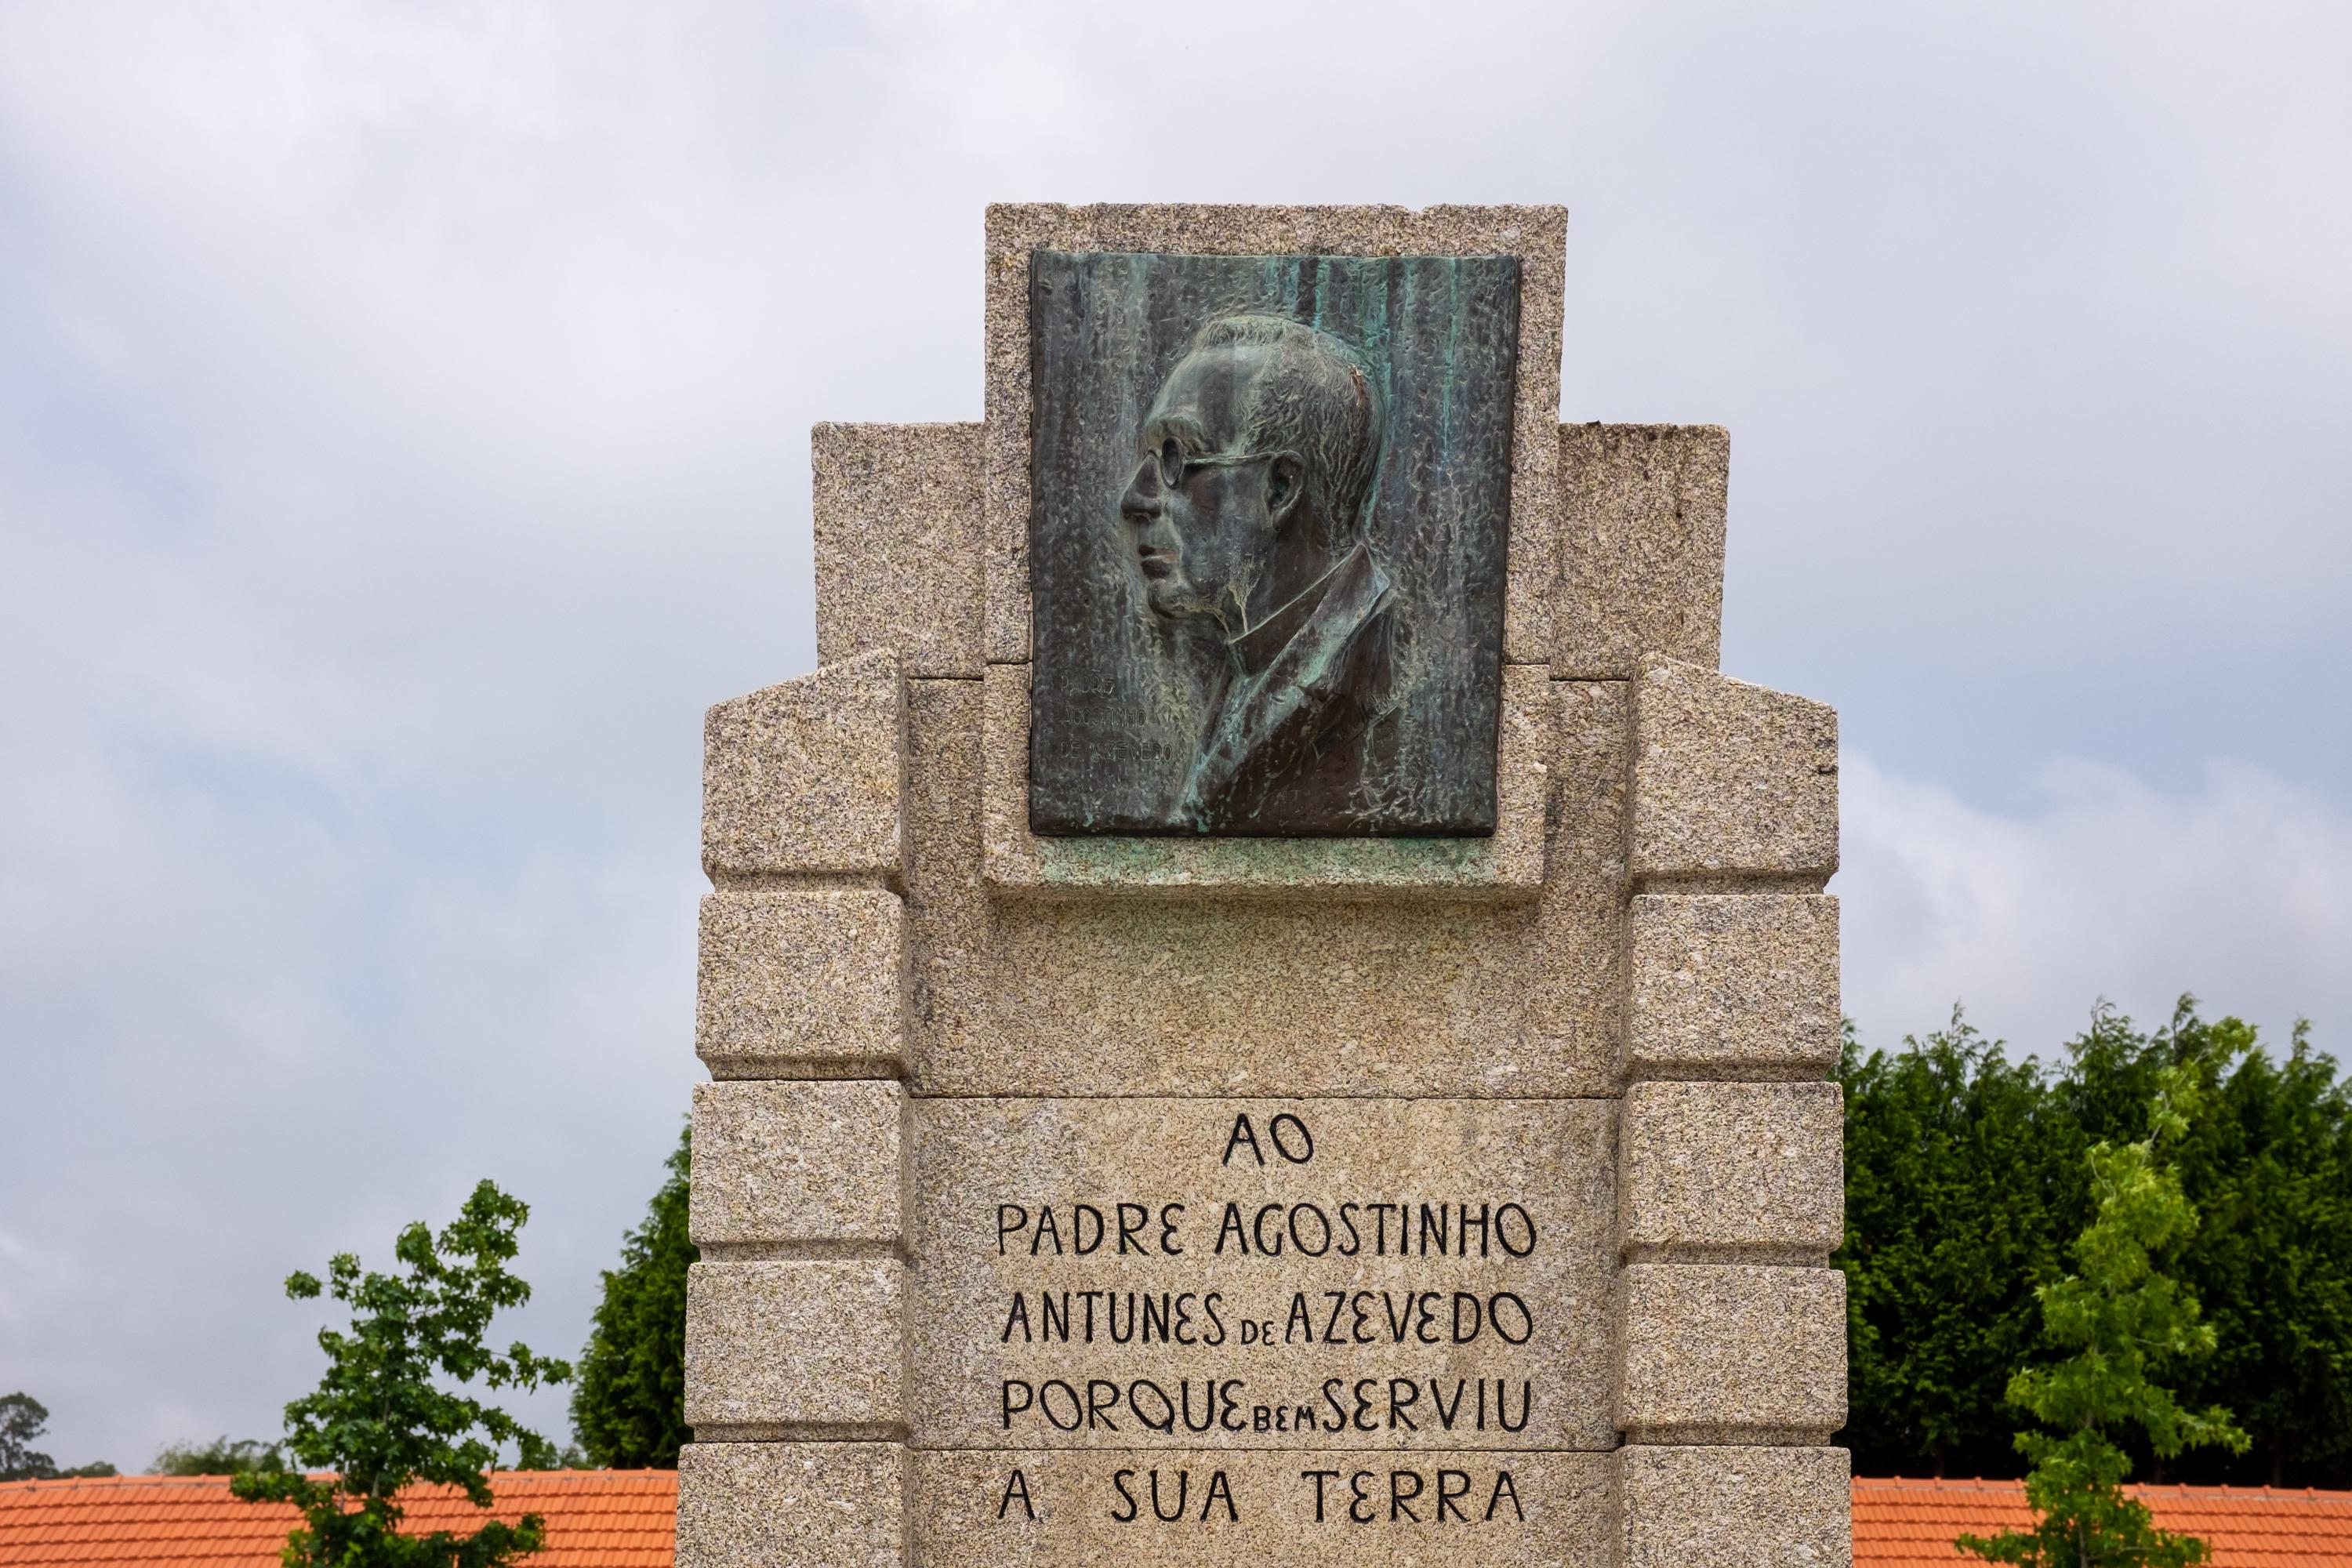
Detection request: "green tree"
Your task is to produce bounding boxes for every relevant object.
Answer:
[2062,1004,2352,1486]
[570,1124,695,1468]
[154,1436,286,1476]
[0,1393,115,1479]
[1842,1000,2352,1486]
[234,1180,572,1568]
[2176,1022,2352,1483]
[0,1394,57,1481]
[1958,1059,2249,1568]
[1838,1016,2082,1476]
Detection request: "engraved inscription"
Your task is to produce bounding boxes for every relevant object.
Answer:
[909,1098,1614,1454]
[915,1448,1613,1568]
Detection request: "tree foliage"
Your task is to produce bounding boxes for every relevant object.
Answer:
[0,1394,57,1482]
[2136,1021,2352,1483]
[154,1436,287,1476]
[1842,1000,2352,1487]
[1958,1058,2249,1567]
[569,1123,695,1468]
[233,1180,571,1568]
[0,1392,115,1479]
[1841,1018,2083,1475]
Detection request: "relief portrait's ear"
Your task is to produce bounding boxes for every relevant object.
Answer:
[1264,452,1306,527]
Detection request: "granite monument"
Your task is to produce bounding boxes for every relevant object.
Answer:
[679,204,1850,1568]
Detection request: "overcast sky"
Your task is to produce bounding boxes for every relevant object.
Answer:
[2,1,2347,1472]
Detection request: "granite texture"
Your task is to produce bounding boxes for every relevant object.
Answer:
[695,890,907,1080]
[1629,656,1838,884]
[913,1449,1610,1567]
[1619,1082,1844,1263]
[1626,895,1841,1081]
[982,205,1566,667]
[906,676,1628,1097]
[983,663,1549,900]
[908,1098,1616,1451]
[1615,1264,1847,1443]
[692,200,1855,1568]
[1617,1445,1852,1568]
[1555,424,1728,678]
[814,423,986,679]
[689,1080,908,1250]
[675,1441,906,1568]
[684,1260,907,1436]
[703,650,906,880]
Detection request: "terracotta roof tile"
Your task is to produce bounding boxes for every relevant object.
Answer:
[0,1472,677,1568]
[1855,1477,2352,1568]
[10,1468,2351,1566]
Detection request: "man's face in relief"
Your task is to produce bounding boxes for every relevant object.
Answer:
[1118,345,1302,636]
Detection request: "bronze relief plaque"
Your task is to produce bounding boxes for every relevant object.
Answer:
[1026,250,1520,837]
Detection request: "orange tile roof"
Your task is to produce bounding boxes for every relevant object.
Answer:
[9,1468,2352,1566]
[1856,1477,2352,1567]
[0,1470,677,1568]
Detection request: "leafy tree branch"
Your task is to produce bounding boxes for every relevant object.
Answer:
[234,1180,570,1568]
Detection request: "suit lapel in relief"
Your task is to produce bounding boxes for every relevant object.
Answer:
[1178,543,1398,830]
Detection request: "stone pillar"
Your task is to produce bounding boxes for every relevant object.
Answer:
[677,205,1850,1568]
[1612,652,1852,1564]
[677,649,913,1568]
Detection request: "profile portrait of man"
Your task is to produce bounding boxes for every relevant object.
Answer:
[1117,314,1399,831]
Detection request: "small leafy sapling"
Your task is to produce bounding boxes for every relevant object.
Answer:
[1959,1060,2250,1568]
[234,1180,572,1568]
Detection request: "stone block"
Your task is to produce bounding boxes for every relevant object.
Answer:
[814,423,985,678]
[690,1080,907,1249]
[982,205,1567,666]
[904,675,1628,1098]
[981,663,1549,900]
[702,650,906,880]
[675,1440,906,1568]
[695,890,906,1079]
[1617,1264,1846,1442]
[1617,1445,1852,1568]
[1619,1082,1844,1262]
[1627,895,1841,1080]
[913,1449,1612,1566]
[1556,423,1729,678]
[1630,656,1837,883]
[684,1260,906,1436]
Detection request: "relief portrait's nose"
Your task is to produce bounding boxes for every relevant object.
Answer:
[1119,459,1161,525]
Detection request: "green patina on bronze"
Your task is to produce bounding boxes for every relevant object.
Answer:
[1029,828,1501,889]
[1027,249,1520,837]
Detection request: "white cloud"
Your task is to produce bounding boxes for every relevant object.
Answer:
[0,0,2344,1468]
[1841,752,2352,1056]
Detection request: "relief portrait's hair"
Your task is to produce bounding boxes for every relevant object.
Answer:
[1186,314,1386,548]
